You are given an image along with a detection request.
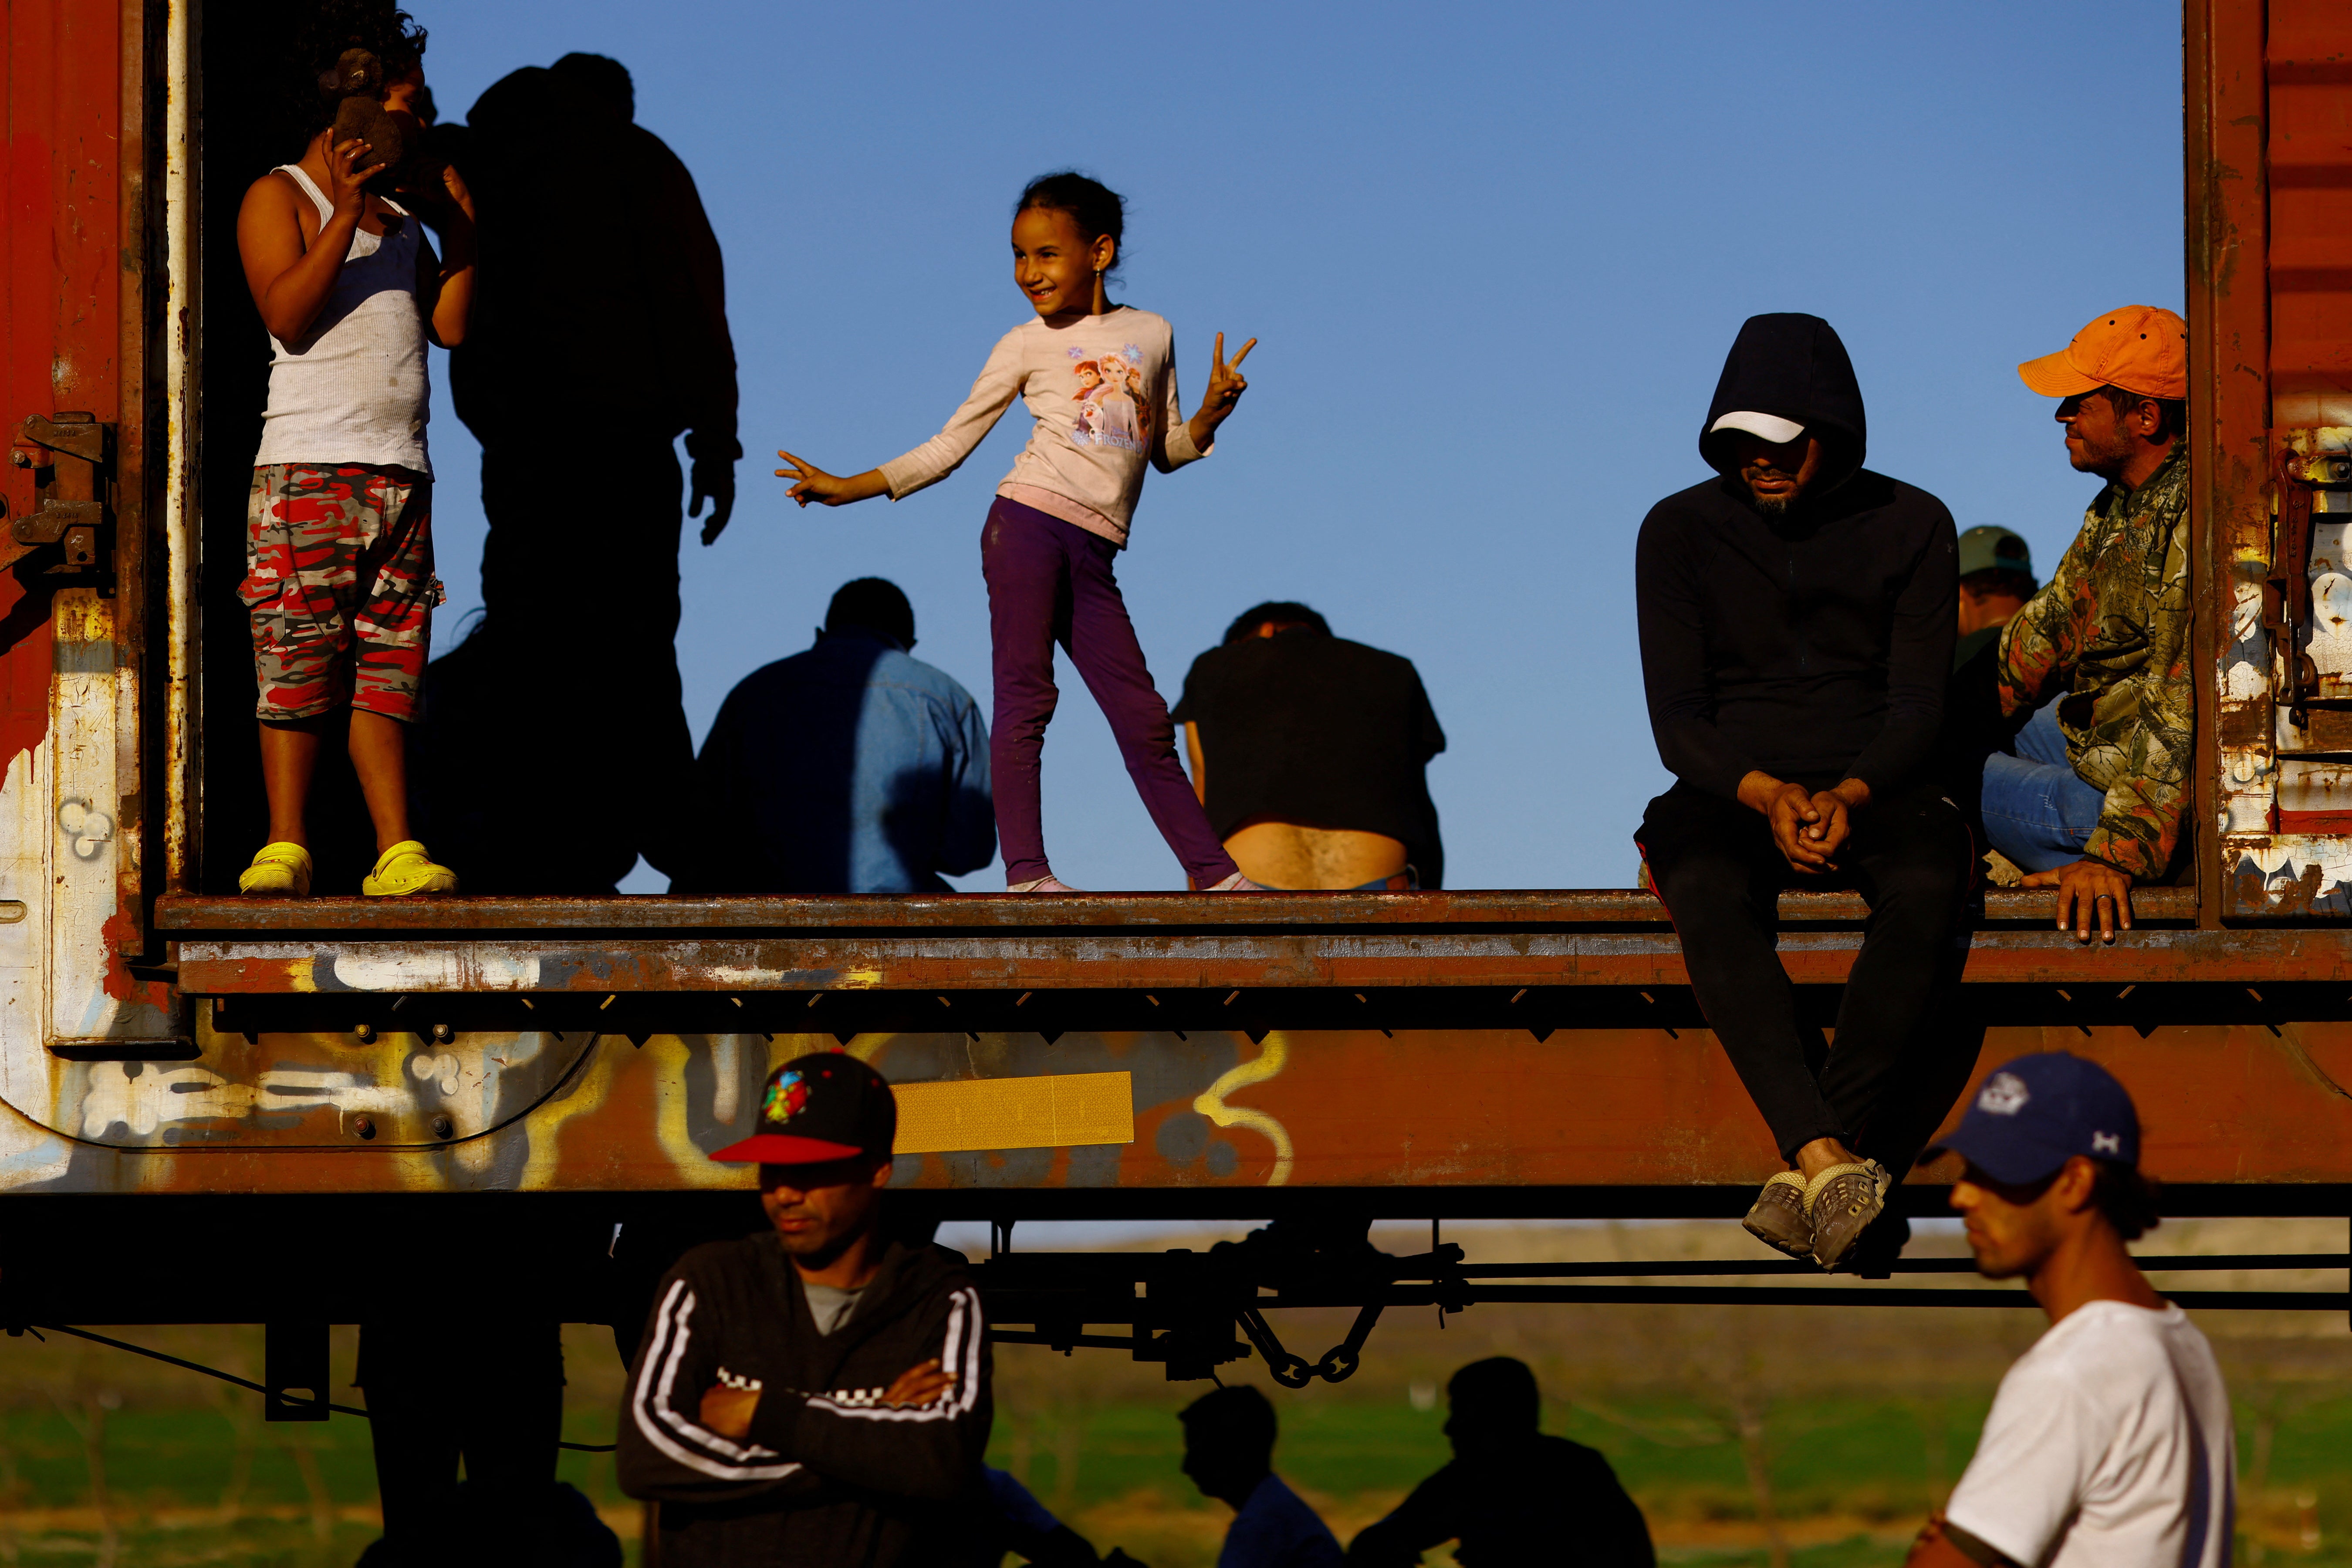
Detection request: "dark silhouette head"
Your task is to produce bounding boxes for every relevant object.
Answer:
[1179,1385,1276,1508]
[1222,601,1331,645]
[1443,1357,1541,1455]
[825,578,915,651]
[550,52,633,123]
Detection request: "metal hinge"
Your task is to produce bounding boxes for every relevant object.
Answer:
[9,412,111,573]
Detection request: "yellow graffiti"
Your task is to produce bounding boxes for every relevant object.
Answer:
[517,1036,619,1190]
[649,1035,760,1189]
[1193,1032,1294,1186]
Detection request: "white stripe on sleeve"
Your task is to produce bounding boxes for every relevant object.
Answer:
[804,1288,986,1423]
[632,1279,804,1480]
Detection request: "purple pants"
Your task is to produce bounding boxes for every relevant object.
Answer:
[981,497,1239,887]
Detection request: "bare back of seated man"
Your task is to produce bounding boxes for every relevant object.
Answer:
[1219,814,1408,890]
[1174,606,1446,891]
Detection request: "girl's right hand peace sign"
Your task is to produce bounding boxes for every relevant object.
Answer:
[1203,332,1256,413]
[775,450,889,509]
[1188,332,1257,449]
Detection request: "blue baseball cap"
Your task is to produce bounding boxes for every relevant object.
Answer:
[1926,1052,2140,1186]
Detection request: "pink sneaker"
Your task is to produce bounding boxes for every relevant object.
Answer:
[1007,875,1086,894]
[1206,872,1271,892]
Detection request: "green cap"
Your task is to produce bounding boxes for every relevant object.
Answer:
[1958,525,2033,580]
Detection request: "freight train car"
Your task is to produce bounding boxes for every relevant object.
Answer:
[0,0,2345,1396]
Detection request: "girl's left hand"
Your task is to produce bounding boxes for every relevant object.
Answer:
[1198,332,1256,422]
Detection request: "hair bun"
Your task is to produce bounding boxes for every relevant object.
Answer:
[320,47,385,100]
[321,49,402,172]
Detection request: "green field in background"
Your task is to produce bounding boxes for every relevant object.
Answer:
[0,1378,2339,1566]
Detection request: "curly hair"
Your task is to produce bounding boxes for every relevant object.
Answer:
[276,0,427,154]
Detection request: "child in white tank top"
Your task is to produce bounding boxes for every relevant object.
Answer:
[233,38,475,898]
[772,172,1265,894]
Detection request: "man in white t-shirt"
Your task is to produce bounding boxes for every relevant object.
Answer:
[1905,1052,2235,1568]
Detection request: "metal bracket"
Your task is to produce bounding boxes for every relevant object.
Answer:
[263,1320,330,1422]
[10,412,110,573]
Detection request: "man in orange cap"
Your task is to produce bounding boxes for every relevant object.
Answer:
[1981,306,2190,945]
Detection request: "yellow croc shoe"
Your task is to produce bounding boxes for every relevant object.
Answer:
[238,841,314,897]
[362,840,460,897]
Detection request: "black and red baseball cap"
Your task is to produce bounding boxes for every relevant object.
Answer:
[711,1053,898,1165]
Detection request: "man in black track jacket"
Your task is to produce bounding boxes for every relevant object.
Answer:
[1634,313,1974,1274]
[618,1054,990,1566]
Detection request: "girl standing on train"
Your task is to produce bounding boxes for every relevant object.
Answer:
[775,172,1263,894]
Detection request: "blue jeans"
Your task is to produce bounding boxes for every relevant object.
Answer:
[1980,705,2105,873]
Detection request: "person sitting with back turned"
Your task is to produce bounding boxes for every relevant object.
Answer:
[1179,1386,1343,1568]
[1954,527,2038,672]
[1982,308,2192,946]
[1172,603,1446,889]
[1636,313,1972,1273]
[681,578,994,894]
[1348,1357,1652,1568]
[1904,1053,2234,1568]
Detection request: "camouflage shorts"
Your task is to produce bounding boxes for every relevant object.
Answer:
[243,463,444,722]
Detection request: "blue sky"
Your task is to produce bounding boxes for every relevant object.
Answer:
[408,2,2184,892]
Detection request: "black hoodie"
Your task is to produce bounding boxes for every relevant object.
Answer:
[618,1233,990,1567]
[1636,314,1955,801]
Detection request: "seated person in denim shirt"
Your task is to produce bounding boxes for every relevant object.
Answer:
[681,578,994,893]
[1173,603,1445,890]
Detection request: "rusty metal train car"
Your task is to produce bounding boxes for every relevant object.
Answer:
[0,0,2346,1379]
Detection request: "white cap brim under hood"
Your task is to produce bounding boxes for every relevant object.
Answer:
[1708,411,1807,445]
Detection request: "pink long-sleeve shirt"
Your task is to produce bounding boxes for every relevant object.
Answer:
[877,305,1206,546]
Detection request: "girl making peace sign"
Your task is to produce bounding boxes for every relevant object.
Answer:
[777,172,1260,893]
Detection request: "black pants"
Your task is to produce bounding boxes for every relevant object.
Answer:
[1638,777,1976,1169]
[474,435,696,889]
[358,1320,565,1567]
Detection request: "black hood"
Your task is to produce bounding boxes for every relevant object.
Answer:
[1698,313,1868,494]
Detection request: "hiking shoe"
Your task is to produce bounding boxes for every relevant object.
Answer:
[1007,875,1085,894]
[1207,872,1271,892]
[238,841,314,897]
[1742,1170,1813,1259]
[1806,1159,1892,1271]
[361,840,458,897]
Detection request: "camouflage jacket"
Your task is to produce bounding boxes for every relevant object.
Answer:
[1996,444,2191,880]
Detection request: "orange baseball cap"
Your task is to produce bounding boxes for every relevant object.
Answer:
[2017,305,2188,400]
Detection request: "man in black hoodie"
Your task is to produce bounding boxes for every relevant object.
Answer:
[1635,314,1971,1273]
[618,1054,990,1565]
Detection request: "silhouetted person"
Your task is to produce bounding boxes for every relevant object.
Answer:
[937,1466,1146,1567]
[1179,1386,1343,1568]
[1348,1358,1653,1568]
[1173,602,1446,889]
[440,52,737,891]
[682,578,994,894]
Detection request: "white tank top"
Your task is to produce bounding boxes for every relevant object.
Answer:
[251,164,432,474]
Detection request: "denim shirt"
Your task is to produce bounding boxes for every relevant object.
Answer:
[688,629,994,893]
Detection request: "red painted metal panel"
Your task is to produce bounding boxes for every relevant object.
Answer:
[0,0,125,773]
[2268,0,2352,422]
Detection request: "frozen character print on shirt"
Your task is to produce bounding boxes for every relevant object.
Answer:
[1071,359,1104,442]
[1067,343,1149,453]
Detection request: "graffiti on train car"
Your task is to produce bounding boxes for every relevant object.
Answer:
[1,1022,2349,1198]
